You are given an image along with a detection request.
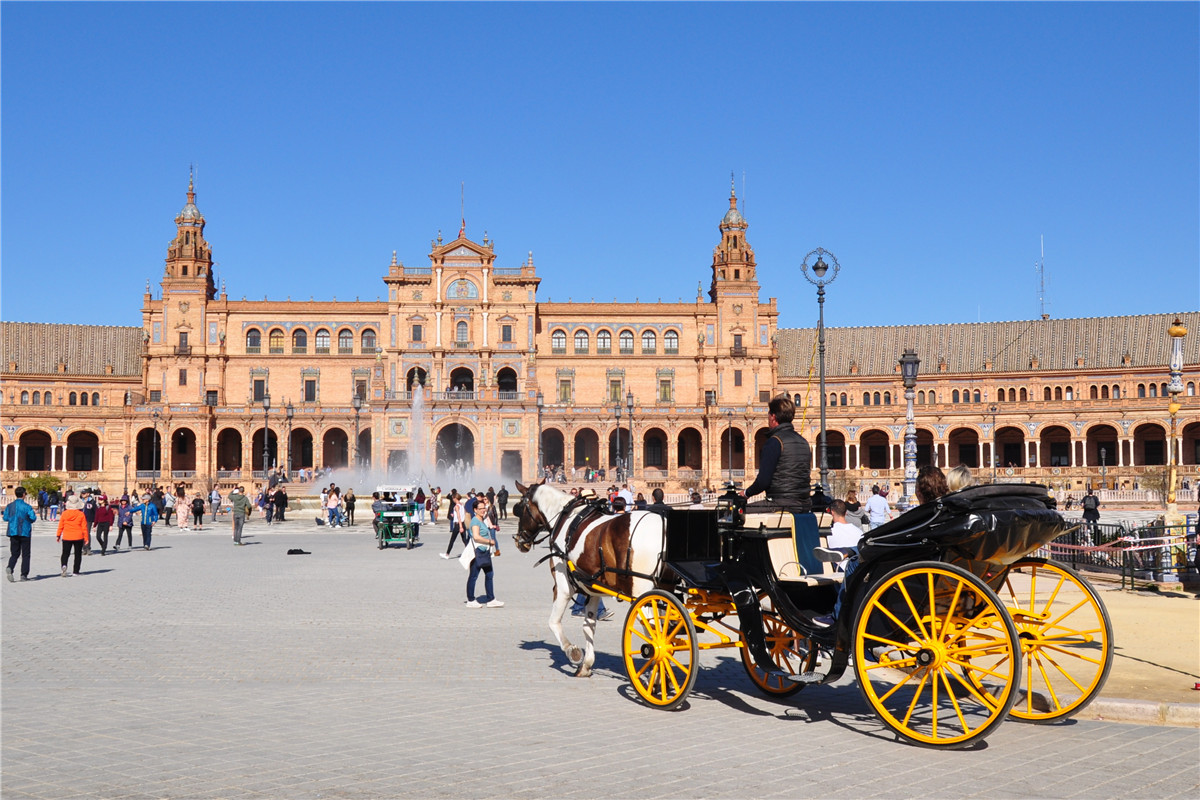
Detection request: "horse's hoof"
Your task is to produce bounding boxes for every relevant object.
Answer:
[566,646,583,665]
[574,665,593,678]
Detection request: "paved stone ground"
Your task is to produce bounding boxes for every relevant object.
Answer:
[3,514,1198,799]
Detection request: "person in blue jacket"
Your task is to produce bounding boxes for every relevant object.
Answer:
[5,486,38,581]
[130,493,160,550]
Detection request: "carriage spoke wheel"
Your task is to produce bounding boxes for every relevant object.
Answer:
[853,562,1021,749]
[997,558,1113,722]
[622,590,699,710]
[740,601,816,697]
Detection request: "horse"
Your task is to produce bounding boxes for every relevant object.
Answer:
[513,481,669,677]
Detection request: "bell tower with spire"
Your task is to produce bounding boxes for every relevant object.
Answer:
[709,176,758,302]
[163,169,216,299]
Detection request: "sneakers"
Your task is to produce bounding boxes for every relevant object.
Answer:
[465,600,483,608]
[570,610,585,617]
[439,553,451,560]
[5,567,13,583]
[19,576,29,581]
[61,565,68,577]
[485,600,505,608]
[811,614,835,628]
[599,609,615,621]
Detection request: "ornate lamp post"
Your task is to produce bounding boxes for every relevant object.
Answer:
[802,248,840,491]
[1166,318,1188,523]
[285,401,295,480]
[123,453,130,494]
[151,407,161,487]
[899,350,920,510]
[261,393,271,476]
[626,390,635,482]
[988,403,999,483]
[351,394,362,469]
[536,391,544,479]
[615,400,623,481]
[1100,447,1107,491]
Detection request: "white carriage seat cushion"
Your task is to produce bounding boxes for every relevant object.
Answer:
[745,510,843,586]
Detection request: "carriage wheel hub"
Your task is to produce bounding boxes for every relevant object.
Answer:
[640,643,656,659]
[915,647,939,668]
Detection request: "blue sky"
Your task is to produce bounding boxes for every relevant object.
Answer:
[2,2,1197,330]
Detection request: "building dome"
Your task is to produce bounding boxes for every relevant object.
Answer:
[178,201,202,221]
[722,205,744,226]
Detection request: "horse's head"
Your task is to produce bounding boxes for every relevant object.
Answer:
[512,480,550,553]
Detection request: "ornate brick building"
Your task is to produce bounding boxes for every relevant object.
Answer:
[2,179,1197,498]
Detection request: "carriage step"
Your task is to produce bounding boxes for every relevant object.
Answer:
[786,671,824,685]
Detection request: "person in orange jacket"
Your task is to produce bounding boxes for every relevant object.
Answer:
[56,494,89,577]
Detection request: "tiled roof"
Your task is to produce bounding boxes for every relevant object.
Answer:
[778,312,1200,378]
[2,322,143,377]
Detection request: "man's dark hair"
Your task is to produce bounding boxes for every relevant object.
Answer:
[612,497,627,512]
[651,487,664,503]
[829,498,846,516]
[14,486,26,498]
[768,394,796,424]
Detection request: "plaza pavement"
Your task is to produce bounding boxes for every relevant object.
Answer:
[2,512,1198,800]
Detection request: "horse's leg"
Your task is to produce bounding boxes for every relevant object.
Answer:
[547,567,582,666]
[576,594,602,678]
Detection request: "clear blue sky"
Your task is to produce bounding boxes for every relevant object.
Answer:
[2,2,1197,330]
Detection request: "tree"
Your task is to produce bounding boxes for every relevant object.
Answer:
[20,475,63,496]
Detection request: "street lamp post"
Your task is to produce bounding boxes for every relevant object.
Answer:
[802,248,841,492]
[725,409,734,486]
[1100,447,1107,491]
[261,394,271,477]
[536,391,544,480]
[899,350,921,511]
[988,403,999,483]
[352,394,362,469]
[626,390,635,483]
[285,402,294,480]
[123,453,130,495]
[151,407,161,488]
[615,401,623,481]
[1166,318,1188,523]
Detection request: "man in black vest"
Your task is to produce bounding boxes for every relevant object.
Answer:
[742,394,819,576]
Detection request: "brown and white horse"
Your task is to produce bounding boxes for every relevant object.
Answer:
[513,481,669,677]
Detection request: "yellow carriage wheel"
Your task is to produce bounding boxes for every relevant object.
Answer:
[998,558,1113,722]
[853,561,1021,749]
[740,601,817,697]
[622,590,699,710]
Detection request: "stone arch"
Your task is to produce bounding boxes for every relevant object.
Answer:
[1039,425,1073,468]
[496,367,518,394]
[170,427,198,474]
[449,367,474,392]
[994,425,1026,470]
[541,427,565,471]
[436,422,476,469]
[641,426,668,470]
[947,427,980,468]
[215,428,243,471]
[1132,422,1166,466]
[17,429,54,471]
[320,427,349,469]
[573,428,600,470]
[289,426,314,471]
[859,429,891,471]
[65,430,99,473]
[677,427,703,473]
[252,427,280,471]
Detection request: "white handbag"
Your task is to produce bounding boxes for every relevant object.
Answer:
[458,545,475,571]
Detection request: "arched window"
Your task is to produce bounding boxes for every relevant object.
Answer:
[1064,387,1073,401]
[664,330,679,354]
[574,329,589,353]
[619,330,634,354]
[1189,382,1196,397]
[1100,385,1109,399]
[793,394,802,406]
[873,392,881,405]
[20,391,29,404]
[292,329,308,353]
[1054,387,1062,401]
[929,390,937,404]
[338,329,354,353]
[69,392,77,405]
[1137,384,1146,398]
[918,390,926,404]
[1089,385,1098,400]
[597,330,612,353]
[1019,388,1027,402]
[81,392,89,406]
[829,393,837,407]
[92,392,100,406]
[1044,387,1052,401]
[1161,383,1168,397]
[1149,384,1157,398]
[952,390,960,403]
[315,329,331,354]
[246,329,262,352]
[641,330,657,353]
[361,329,377,352]
[551,329,567,352]
[455,321,468,345]
[30,391,40,405]
[863,392,871,405]
[883,391,892,405]
[840,393,847,405]
[43,391,52,405]
[269,328,285,353]
[973,390,981,403]
[1112,385,1120,399]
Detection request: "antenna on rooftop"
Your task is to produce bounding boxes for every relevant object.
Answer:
[742,170,746,215]
[1036,235,1049,320]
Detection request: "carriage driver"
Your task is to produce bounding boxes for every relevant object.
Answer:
[741,394,824,578]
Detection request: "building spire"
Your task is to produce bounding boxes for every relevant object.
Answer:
[188,164,195,204]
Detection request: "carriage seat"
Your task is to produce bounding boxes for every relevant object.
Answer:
[744,510,844,586]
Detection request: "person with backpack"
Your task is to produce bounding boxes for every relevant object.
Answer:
[1081,488,1101,538]
[209,487,222,522]
[81,489,98,554]
[190,493,207,530]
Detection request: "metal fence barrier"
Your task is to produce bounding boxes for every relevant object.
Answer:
[1043,517,1197,587]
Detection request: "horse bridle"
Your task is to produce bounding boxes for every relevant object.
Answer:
[513,484,588,552]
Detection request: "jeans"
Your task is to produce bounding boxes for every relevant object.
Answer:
[265,504,275,524]
[141,523,153,549]
[95,523,111,553]
[467,548,495,602]
[571,592,606,616]
[8,536,31,578]
[60,539,84,573]
[232,513,246,544]
[832,551,861,621]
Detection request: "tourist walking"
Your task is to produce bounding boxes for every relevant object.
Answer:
[190,492,207,530]
[496,485,508,520]
[464,497,503,608]
[129,494,160,550]
[865,485,891,530]
[415,487,426,523]
[326,487,343,528]
[344,489,357,526]
[1081,488,1101,537]
[209,487,222,521]
[273,486,288,522]
[57,496,89,576]
[93,495,115,555]
[114,498,135,550]
[162,489,176,527]
[5,486,37,581]
[229,487,252,545]
[441,491,467,558]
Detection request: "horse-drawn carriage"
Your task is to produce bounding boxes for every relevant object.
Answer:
[514,481,1113,749]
